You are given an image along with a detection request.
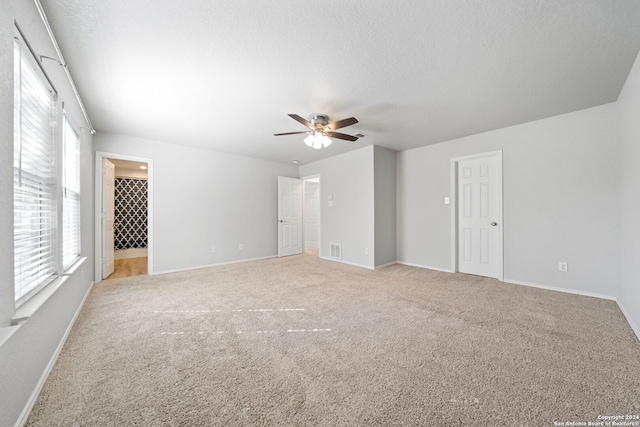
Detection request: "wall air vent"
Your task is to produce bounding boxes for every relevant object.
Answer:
[330,243,342,260]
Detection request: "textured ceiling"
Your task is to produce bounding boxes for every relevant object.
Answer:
[41,0,640,165]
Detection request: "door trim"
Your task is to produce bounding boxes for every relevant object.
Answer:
[450,150,503,281]
[94,151,154,282]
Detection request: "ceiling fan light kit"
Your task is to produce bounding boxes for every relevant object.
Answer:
[274,113,359,149]
[304,132,332,149]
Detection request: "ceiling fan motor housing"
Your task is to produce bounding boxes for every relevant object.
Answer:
[310,114,329,128]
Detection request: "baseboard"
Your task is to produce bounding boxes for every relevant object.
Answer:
[154,255,277,275]
[504,278,616,301]
[15,281,94,427]
[616,299,640,342]
[375,261,398,270]
[319,256,374,270]
[395,261,454,273]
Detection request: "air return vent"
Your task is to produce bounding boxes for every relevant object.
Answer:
[330,243,342,260]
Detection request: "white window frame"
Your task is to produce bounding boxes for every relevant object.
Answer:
[62,111,81,270]
[13,29,59,306]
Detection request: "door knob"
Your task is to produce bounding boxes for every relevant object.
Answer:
[279,220,285,223]
[491,222,497,226]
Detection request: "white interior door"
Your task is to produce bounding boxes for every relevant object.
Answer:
[278,176,303,257]
[102,159,115,279]
[457,152,502,278]
[303,181,319,249]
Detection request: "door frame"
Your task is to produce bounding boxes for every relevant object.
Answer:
[94,151,154,282]
[301,174,321,255]
[450,150,503,280]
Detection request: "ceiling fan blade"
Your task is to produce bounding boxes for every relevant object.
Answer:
[326,131,358,142]
[273,131,311,136]
[326,117,358,131]
[288,114,314,129]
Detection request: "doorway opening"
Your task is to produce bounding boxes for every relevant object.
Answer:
[95,152,154,282]
[302,175,321,257]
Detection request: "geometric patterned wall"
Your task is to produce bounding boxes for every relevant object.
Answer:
[114,178,148,250]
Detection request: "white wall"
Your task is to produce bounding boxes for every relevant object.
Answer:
[300,146,376,269]
[303,181,319,249]
[617,51,640,338]
[0,2,95,426]
[397,103,620,298]
[94,132,298,273]
[374,146,397,267]
[0,2,16,328]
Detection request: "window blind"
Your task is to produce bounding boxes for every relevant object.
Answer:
[62,114,81,269]
[14,36,58,304]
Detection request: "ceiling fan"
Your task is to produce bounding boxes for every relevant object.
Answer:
[274,114,359,149]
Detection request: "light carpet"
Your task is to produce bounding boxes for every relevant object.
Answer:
[27,254,640,426]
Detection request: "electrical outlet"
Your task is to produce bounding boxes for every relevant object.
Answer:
[364,247,369,255]
[559,262,568,272]
[239,244,243,251]
[211,247,216,253]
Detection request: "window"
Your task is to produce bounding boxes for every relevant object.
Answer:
[13,33,58,305]
[62,114,81,269]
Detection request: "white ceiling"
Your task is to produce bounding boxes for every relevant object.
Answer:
[109,159,147,171]
[41,0,640,165]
